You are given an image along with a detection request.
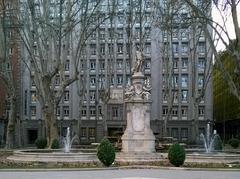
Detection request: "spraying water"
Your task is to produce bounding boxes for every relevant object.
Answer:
[200,122,222,153]
[62,127,79,153]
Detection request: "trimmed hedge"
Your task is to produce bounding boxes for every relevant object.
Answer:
[168,143,186,167]
[97,138,115,167]
[51,139,60,149]
[35,138,47,149]
[228,138,240,149]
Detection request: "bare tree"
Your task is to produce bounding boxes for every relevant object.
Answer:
[0,0,20,148]
[182,0,240,102]
[18,0,105,146]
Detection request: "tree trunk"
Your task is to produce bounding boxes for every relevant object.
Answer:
[191,101,199,143]
[5,95,17,149]
[43,102,58,148]
[102,103,108,137]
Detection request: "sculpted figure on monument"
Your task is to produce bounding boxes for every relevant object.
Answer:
[142,78,152,100]
[132,46,144,74]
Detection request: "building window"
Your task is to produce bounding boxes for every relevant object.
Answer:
[90,91,95,102]
[108,43,114,53]
[198,75,204,88]
[99,60,105,70]
[55,75,60,86]
[100,44,105,55]
[173,91,178,103]
[91,31,96,39]
[64,91,70,101]
[117,59,123,70]
[117,75,123,85]
[81,128,87,137]
[111,75,115,85]
[89,128,95,137]
[56,106,60,116]
[90,107,96,116]
[90,60,96,70]
[81,107,87,116]
[163,91,168,102]
[181,75,188,88]
[117,44,123,54]
[31,91,37,102]
[173,58,178,69]
[90,44,96,55]
[198,42,205,53]
[172,128,179,139]
[99,30,105,40]
[181,128,188,138]
[90,76,96,87]
[173,43,178,54]
[172,75,178,87]
[162,107,168,115]
[63,106,69,117]
[99,77,106,88]
[181,90,188,102]
[198,58,205,70]
[144,59,151,70]
[118,14,124,24]
[182,58,188,69]
[181,107,188,116]
[172,107,178,116]
[31,106,36,116]
[112,106,119,117]
[181,43,188,54]
[65,60,70,71]
[172,29,178,39]
[145,44,151,54]
[199,107,204,116]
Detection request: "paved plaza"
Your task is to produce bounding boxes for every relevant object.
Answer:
[0,169,240,179]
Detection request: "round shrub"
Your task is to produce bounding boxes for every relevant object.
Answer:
[228,138,240,149]
[97,138,115,167]
[35,138,47,149]
[168,143,186,167]
[213,135,223,151]
[51,139,60,149]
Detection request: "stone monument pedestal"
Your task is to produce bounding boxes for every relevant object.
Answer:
[121,72,155,153]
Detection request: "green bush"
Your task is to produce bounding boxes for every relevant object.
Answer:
[213,135,223,151]
[97,138,115,167]
[35,138,47,149]
[228,138,240,149]
[51,139,60,149]
[168,143,186,167]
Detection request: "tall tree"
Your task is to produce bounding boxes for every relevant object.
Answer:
[19,0,105,146]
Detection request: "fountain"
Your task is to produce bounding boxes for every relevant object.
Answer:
[200,122,222,153]
[62,127,79,153]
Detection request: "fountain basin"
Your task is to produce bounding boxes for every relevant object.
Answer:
[7,149,99,163]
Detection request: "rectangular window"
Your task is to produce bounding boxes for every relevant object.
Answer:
[172,75,178,87]
[181,58,188,69]
[99,30,105,40]
[117,44,123,54]
[181,28,188,39]
[198,58,205,70]
[99,60,105,70]
[108,43,114,53]
[100,44,105,55]
[89,128,96,137]
[145,59,151,70]
[90,107,96,116]
[181,43,188,54]
[181,75,188,88]
[162,107,168,115]
[173,43,178,54]
[172,107,178,116]
[117,59,123,70]
[172,128,179,138]
[198,75,204,88]
[112,107,119,117]
[198,42,205,53]
[63,106,69,117]
[65,60,70,71]
[181,128,188,138]
[173,58,178,69]
[31,91,37,102]
[117,29,124,39]
[90,44,96,55]
[199,107,205,116]
[56,106,60,116]
[181,107,188,116]
[90,76,96,87]
[117,75,123,85]
[81,128,87,137]
[145,44,151,54]
[81,107,87,116]
[181,90,188,102]
[55,75,60,86]
[90,60,96,70]
[90,91,95,101]
[31,106,36,116]
[64,91,70,101]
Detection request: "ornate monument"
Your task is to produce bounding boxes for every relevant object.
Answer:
[121,48,155,153]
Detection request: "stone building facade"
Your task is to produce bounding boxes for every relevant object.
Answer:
[17,0,213,146]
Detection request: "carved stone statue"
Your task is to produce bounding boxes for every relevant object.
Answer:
[132,47,144,74]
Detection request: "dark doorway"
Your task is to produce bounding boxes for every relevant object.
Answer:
[27,129,38,144]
